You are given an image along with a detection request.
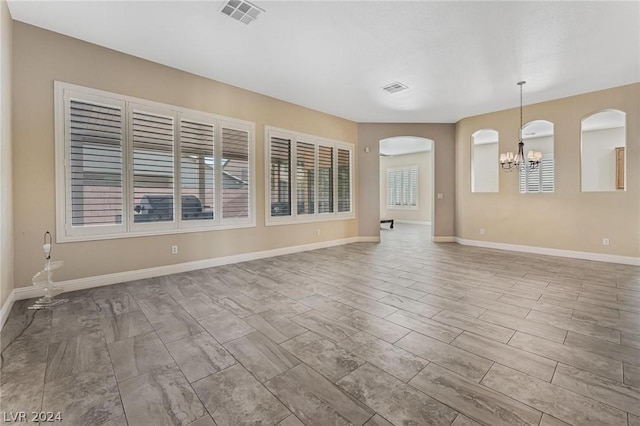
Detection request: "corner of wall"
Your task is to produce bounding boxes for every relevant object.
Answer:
[0,0,15,318]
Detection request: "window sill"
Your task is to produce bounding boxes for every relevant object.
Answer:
[57,221,256,243]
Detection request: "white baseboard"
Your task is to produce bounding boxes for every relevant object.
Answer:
[0,236,375,330]
[456,237,640,266]
[395,220,431,226]
[432,236,456,243]
[356,236,381,243]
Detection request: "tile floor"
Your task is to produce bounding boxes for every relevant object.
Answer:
[1,225,639,425]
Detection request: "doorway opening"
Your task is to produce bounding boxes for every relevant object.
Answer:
[379,136,435,241]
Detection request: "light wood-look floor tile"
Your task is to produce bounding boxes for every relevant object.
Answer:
[478,310,567,343]
[526,310,621,343]
[281,332,366,382]
[224,331,300,382]
[337,332,427,382]
[3,224,639,426]
[337,363,458,425]
[193,363,290,426]
[508,331,624,381]
[551,363,640,416]
[409,363,542,426]
[396,331,493,381]
[432,310,514,343]
[265,364,374,426]
[482,363,627,425]
[451,331,557,381]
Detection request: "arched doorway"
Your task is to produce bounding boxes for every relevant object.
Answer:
[379,136,435,239]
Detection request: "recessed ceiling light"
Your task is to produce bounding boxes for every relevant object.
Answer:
[220,0,264,25]
[382,82,410,94]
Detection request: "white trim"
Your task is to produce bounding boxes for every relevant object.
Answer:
[432,236,456,242]
[54,81,256,243]
[456,237,640,266]
[264,126,355,227]
[2,236,377,317]
[0,290,16,331]
[395,220,431,226]
[356,236,381,243]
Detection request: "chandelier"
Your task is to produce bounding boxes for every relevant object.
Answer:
[499,81,541,172]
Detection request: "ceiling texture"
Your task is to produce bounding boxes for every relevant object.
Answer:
[7,1,640,123]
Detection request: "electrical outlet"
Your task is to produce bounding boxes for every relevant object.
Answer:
[480,228,485,235]
[602,238,610,246]
[171,245,178,254]
[316,229,321,236]
[437,193,444,199]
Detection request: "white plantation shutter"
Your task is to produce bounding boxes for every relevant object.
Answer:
[394,170,403,205]
[318,145,334,214]
[408,167,417,207]
[270,136,292,217]
[180,118,214,221]
[68,98,124,228]
[337,148,352,213]
[56,83,255,241]
[541,154,555,193]
[265,127,354,224]
[221,125,250,220]
[131,108,175,225]
[296,141,316,215]
[387,166,418,208]
[387,172,395,206]
[519,153,554,193]
[527,165,541,193]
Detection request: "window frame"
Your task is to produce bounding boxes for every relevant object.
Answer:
[264,126,354,226]
[55,81,256,243]
[387,166,419,210]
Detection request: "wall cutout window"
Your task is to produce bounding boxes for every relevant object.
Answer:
[265,126,354,225]
[471,129,499,193]
[55,82,255,242]
[519,120,554,193]
[387,166,418,209]
[581,109,626,191]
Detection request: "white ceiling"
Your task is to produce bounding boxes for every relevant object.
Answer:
[7,1,640,123]
[380,136,432,156]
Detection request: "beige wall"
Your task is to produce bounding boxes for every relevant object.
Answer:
[472,142,498,193]
[379,151,432,223]
[581,127,625,192]
[1,0,14,307]
[12,23,358,288]
[455,83,640,257]
[358,123,455,238]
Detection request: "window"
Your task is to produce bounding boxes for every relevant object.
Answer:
[519,154,554,193]
[318,145,334,214]
[67,98,125,231]
[581,109,626,192]
[55,82,255,241]
[337,148,351,212]
[518,120,554,194]
[180,118,215,222]
[296,141,315,215]
[387,166,418,209]
[221,124,251,220]
[265,126,354,225]
[471,129,499,193]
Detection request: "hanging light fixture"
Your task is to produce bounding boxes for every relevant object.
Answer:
[499,81,541,172]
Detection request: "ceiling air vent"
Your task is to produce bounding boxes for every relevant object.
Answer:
[220,0,264,25]
[382,82,409,94]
